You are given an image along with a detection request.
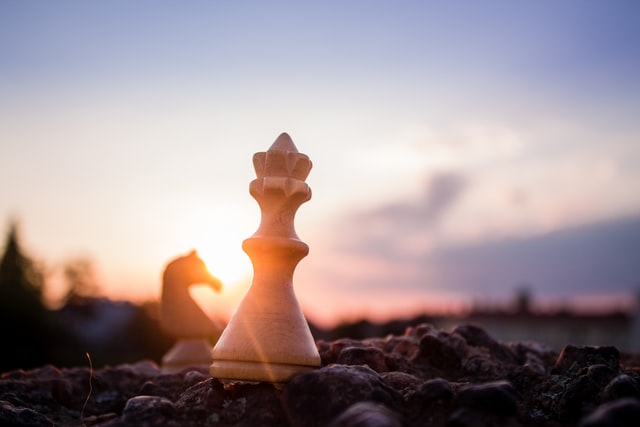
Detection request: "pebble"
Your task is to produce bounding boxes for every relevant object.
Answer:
[380,371,423,395]
[463,355,508,379]
[453,380,517,416]
[328,401,402,427]
[174,378,224,412]
[554,345,620,375]
[602,374,640,401]
[556,374,602,422]
[453,324,516,364]
[580,397,640,427]
[323,338,365,364]
[412,378,454,404]
[0,400,53,427]
[183,369,210,387]
[388,336,419,358]
[122,395,176,422]
[284,364,401,427]
[404,323,437,338]
[586,364,617,387]
[136,372,186,401]
[120,360,162,378]
[337,346,388,373]
[411,333,466,372]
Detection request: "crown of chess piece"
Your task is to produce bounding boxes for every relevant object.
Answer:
[160,250,224,373]
[210,132,321,382]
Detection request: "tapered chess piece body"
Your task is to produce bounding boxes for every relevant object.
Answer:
[160,250,223,372]
[210,133,321,382]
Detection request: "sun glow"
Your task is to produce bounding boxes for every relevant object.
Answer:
[189,231,253,322]
[195,237,252,292]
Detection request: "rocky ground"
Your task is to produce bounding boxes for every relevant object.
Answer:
[2,323,640,426]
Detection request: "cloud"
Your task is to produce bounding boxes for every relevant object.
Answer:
[327,172,468,275]
[402,122,527,169]
[354,172,467,234]
[302,214,640,325]
[302,208,640,332]
[422,214,640,297]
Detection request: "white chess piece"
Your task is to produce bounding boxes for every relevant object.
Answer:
[160,250,223,372]
[210,133,321,382]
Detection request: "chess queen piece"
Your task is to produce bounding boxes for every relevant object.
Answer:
[160,250,224,372]
[210,133,321,382]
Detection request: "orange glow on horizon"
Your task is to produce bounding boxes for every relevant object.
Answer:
[183,215,253,291]
[197,245,251,293]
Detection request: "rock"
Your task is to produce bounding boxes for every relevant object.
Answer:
[463,355,509,380]
[119,360,162,378]
[121,395,176,423]
[449,381,519,427]
[137,373,185,401]
[174,378,224,416]
[555,374,603,423]
[602,374,640,401]
[411,332,467,374]
[82,412,119,426]
[217,381,288,426]
[50,377,75,406]
[322,338,364,365]
[379,371,423,396]
[284,364,401,427]
[183,369,210,388]
[580,398,640,427]
[453,380,517,417]
[554,345,620,375]
[0,400,53,426]
[337,346,388,373]
[404,323,438,339]
[586,364,617,387]
[387,336,419,358]
[447,407,522,427]
[409,378,454,405]
[453,324,517,365]
[362,337,388,351]
[328,401,402,427]
[404,378,454,426]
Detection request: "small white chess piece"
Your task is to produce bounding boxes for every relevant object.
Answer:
[160,250,223,372]
[210,133,321,382]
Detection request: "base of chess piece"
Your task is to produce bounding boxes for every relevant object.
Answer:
[211,360,316,383]
[162,338,215,373]
[209,271,321,382]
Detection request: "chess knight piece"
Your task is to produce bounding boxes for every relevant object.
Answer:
[210,133,321,382]
[160,250,224,372]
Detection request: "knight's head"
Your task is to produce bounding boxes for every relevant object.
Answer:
[163,250,222,291]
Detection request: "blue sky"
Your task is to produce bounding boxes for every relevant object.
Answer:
[1,1,639,324]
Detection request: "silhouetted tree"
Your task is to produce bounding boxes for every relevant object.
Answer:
[0,222,53,372]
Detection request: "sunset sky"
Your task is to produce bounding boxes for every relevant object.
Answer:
[1,1,640,326]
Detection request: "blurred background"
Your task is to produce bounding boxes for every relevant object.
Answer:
[1,1,639,371]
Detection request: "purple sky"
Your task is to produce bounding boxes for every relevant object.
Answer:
[1,1,639,324]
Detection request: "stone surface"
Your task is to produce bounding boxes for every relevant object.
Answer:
[283,364,402,427]
[3,323,640,426]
